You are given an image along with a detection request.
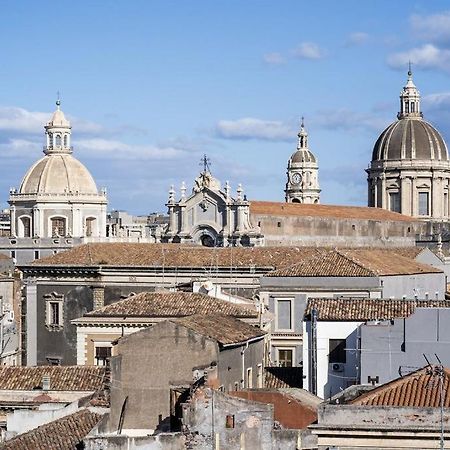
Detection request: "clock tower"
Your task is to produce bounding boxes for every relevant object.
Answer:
[285,119,321,204]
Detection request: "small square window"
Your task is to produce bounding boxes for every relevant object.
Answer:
[94,345,111,366]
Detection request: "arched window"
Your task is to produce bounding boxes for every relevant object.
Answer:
[48,133,53,148]
[85,217,96,237]
[55,135,62,146]
[51,217,66,237]
[63,135,68,147]
[291,198,301,203]
[410,102,415,113]
[19,216,31,237]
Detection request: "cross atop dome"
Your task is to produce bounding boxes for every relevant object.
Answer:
[397,66,422,120]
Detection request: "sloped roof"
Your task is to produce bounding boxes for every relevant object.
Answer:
[0,366,107,391]
[305,298,450,321]
[173,314,265,346]
[351,366,450,407]
[265,248,441,277]
[84,291,257,318]
[30,243,318,268]
[264,367,304,389]
[250,201,417,222]
[1,408,102,450]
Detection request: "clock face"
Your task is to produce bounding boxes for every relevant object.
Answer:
[291,172,302,185]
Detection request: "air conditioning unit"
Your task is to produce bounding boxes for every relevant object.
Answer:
[331,363,344,372]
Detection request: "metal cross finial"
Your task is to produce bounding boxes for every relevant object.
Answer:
[301,116,305,128]
[56,91,61,108]
[408,61,412,77]
[200,154,211,173]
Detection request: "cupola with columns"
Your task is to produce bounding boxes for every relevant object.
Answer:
[285,118,321,204]
[367,68,450,220]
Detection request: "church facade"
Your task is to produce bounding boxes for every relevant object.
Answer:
[367,70,450,221]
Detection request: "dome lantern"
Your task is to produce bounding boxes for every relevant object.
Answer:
[44,99,72,155]
[397,65,422,120]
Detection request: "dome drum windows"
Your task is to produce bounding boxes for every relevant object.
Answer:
[389,192,401,213]
[50,216,67,237]
[18,216,32,238]
[418,192,430,216]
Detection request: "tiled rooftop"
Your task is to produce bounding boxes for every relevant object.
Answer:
[264,367,304,389]
[84,291,257,318]
[0,366,107,391]
[250,200,417,222]
[305,298,450,321]
[266,248,441,277]
[351,366,450,407]
[30,243,317,268]
[1,408,102,450]
[173,313,265,346]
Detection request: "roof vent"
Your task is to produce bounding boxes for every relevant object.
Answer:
[42,375,51,391]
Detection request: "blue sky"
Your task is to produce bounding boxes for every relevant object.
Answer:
[2,1,450,214]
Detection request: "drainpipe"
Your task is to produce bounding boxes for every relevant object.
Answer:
[241,342,249,388]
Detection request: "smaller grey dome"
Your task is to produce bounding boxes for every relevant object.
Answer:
[290,149,317,164]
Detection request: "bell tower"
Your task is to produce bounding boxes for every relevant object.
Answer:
[285,118,321,204]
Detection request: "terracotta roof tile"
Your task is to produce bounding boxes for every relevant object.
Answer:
[173,314,265,346]
[85,291,257,318]
[351,366,450,407]
[250,201,417,222]
[305,298,450,321]
[264,367,304,389]
[30,243,318,268]
[1,408,102,450]
[0,366,107,391]
[266,248,441,277]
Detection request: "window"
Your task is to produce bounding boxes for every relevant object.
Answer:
[418,192,429,216]
[246,367,253,388]
[19,216,31,237]
[389,192,401,213]
[45,293,63,330]
[10,251,15,259]
[278,349,293,367]
[329,339,346,364]
[51,217,66,236]
[48,133,53,148]
[445,193,449,217]
[94,345,111,366]
[257,364,263,388]
[85,217,96,237]
[55,134,61,146]
[63,135,68,147]
[276,299,292,330]
[225,415,235,428]
[34,250,40,260]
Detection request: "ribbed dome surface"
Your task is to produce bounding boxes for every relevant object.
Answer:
[372,118,448,161]
[291,149,317,164]
[19,154,98,194]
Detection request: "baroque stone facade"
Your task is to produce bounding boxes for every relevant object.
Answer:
[367,70,450,221]
[163,168,263,246]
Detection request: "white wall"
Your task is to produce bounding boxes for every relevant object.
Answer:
[303,320,362,399]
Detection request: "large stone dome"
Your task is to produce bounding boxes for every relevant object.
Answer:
[372,118,448,162]
[19,154,99,195]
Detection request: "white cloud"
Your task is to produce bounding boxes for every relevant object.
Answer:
[315,109,390,133]
[345,32,369,46]
[410,11,450,43]
[423,92,450,109]
[263,52,286,65]
[292,42,324,60]
[0,106,104,136]
[76,138,188,160]
[215,118,294,141]
[387,44,450,73]
[0,138,40,158]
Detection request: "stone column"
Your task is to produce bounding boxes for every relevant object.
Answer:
[381,174,386,209]
[411,177,417,216]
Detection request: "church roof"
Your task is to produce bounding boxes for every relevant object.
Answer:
[249,201,417,222]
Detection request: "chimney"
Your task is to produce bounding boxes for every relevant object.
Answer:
[42,375,51,391]
[92,286,105,310]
